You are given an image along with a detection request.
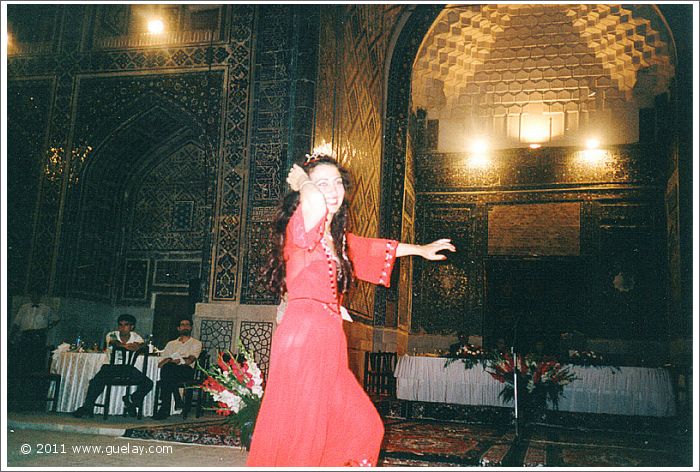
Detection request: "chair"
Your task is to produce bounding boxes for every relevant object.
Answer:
[363,351,397,397]
[153,350,210,419]
[93,346,149,420]
[10,346,61,412]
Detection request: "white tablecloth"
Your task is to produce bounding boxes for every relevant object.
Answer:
[49,351,173,416]
[394,355,677,417]
[556,365,677,416]
[394,356,507,407]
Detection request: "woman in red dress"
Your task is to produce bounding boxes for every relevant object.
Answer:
[246,154,455,467]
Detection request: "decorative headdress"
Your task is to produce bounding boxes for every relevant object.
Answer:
[303,142,335,166]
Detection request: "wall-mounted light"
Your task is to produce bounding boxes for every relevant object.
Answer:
[43,141,93,184]
[579,137,606,164]
[585,138,600,150]
[147,19,165,34]
[580,149,606,164]
[469,138,489,154]
[467,153,490,169]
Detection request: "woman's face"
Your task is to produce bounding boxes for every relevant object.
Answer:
[309,163,345,215]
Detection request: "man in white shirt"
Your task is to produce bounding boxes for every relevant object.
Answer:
[72,314,153,418]
[10,291,60,373]
[153,317,203,420]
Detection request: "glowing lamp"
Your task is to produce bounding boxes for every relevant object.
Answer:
[147,19,165,34]
[585,138,600,150]
[469,139,488,154]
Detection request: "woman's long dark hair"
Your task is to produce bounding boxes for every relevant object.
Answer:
[264,155,354,297]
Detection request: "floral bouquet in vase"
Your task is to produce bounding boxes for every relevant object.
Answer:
[197,342,264,449]
[487,352,577,411]
[444,343,488,370]
[568,350,605,366]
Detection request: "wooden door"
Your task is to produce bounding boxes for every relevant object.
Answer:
[152,294,191,349]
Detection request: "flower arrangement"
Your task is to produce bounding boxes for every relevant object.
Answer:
[486,352,577,410]
[568,350,605,366]
[444,343,488,370]
[197,342,264,449]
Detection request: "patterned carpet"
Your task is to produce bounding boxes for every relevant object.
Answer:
[521,423,693,467]
[122,407,693,467]
[123,417,515,466]
[379,418,514,466]
[124,419,244,448]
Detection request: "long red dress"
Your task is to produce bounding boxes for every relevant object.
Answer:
[246,204,398,467]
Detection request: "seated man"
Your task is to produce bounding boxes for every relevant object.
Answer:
[73,314,153,418]
[153,317,203,420]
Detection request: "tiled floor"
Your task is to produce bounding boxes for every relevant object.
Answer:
[5,408,695,468]
[5,411,248,468]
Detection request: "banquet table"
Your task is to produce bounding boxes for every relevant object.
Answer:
[49,351,176,417]
[394,355,677,417]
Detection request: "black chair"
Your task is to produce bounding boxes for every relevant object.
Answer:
[363,351,397,397]
[153,350,210,419]
[10,346,61,412]
[93,346,149,420]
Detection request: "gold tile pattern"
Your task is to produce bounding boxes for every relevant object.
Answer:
[412,4,674,146]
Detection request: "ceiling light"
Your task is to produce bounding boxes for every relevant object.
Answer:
[470,139,488,154]
[585,138,600,150]
[147,19,165,34]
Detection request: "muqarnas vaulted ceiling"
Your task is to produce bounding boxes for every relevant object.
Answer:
[412,4,674,151]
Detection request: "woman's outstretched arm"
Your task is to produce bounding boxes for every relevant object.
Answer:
[396,238,456,260]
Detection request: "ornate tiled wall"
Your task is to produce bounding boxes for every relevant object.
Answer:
[239,320,274,376]
[7,79,53,295]
[7,4,690,351]
[314,4,404,324]
[199,318,235,359]
[7,5,254,304]
[239,5,319,305]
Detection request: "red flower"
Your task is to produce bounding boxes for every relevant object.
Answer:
[489,372,506,383]
[203,377,225,393]
[217,354,229,372]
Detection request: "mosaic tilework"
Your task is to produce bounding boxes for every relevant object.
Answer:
[396,120,417,330]
[28,73,75,296]
[239,320,273,377]
[172,201,195,232]
[130,143,208,252]
[211,5,254,301]
[122,259,149,300]
[8,5,253,303]
[199,319,235,358]
[412,205,480,334]
[413,146,660,192]
[378,5,443,329]
[412,5,674,148]
[64,73,219,298]
[315,5,405,323]
[240,5,317,304]
[153,260,201,287]
[6,79,53,295]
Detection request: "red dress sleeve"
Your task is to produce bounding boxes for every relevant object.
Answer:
[287,203,327,250]
[346,233,398,287]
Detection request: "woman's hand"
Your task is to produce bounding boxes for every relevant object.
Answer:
[396,239,456,260]
[287,164,312,191]
[420,239,456,260]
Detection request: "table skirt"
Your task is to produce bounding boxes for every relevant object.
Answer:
[394,355,677,417]
[49,351,179,416]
